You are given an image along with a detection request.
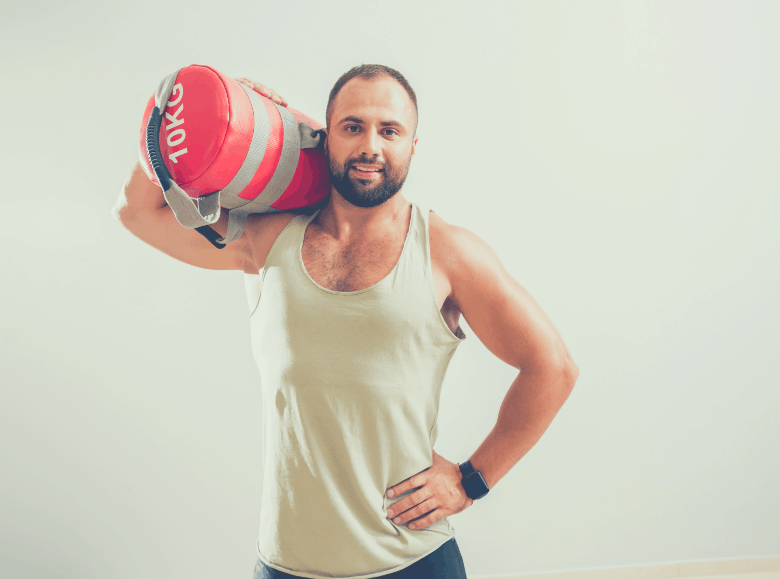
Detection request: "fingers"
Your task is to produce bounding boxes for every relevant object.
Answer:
[386,488,429,523]
[387,472,423,499]
[234,78,288,107]
[389,499,440,530]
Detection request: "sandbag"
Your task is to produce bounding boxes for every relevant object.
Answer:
[139,64,330,247]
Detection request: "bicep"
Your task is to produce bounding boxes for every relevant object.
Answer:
[449,227,575,371]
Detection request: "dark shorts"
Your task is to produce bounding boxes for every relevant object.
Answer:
[253,537,468,579]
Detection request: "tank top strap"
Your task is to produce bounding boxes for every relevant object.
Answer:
[393,201,432,290]
[261,209,320,280]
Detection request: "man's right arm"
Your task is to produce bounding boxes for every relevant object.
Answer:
[111,160,294,273]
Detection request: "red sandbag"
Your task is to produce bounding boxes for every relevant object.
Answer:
[139,64,330,246]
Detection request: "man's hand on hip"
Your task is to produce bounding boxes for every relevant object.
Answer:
[385,449,474,530]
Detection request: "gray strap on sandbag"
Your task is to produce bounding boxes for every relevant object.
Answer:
[221,210,250,245]
[215,86,278,245]
[257,103,301,208]
[154,68,182,111]
[298,121,324,149]
[216,84,272,204]
[196,192,221,220]
[223,103,304,221]
[164,182,221,229]
[217,102,306,244]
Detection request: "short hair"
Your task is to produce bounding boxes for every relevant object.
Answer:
[326,64,418,133]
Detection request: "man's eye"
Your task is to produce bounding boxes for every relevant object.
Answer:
[346,125,359,133]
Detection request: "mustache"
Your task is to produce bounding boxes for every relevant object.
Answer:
[347,157,386,169]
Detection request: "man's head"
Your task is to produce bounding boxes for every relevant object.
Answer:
[324,64,419,208]
[326,64,418,134]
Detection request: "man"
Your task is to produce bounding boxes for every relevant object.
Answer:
[113,64,578,579]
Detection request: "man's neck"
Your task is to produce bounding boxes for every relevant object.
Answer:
[315,191,411,243]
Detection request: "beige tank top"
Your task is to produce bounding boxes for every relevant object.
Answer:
[247,201,467,578]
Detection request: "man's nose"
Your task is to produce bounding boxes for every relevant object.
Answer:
[359,130,382,159]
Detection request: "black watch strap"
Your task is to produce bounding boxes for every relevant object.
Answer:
[459,460,476,477]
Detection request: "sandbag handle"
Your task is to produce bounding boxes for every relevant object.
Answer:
[146,106,172,192]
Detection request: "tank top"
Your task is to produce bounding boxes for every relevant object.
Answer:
[247,201,467,578]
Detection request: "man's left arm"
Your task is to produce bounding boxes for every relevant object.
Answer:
[450,225,579,490]
[385,223,578,530]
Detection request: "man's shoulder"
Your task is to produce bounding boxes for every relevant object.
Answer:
[428,210,489,267]
[428,209,506,288]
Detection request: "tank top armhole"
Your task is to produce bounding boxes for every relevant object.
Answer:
[249,214,307,319]
[423,206,467,344]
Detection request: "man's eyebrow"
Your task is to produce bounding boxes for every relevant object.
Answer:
[338,116,406,129]
[379,120,405,129]
[338,116,365,125]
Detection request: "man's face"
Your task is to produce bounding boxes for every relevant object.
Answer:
[325,76,418,208]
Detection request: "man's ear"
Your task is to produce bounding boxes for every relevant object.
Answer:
[411,135,418,158]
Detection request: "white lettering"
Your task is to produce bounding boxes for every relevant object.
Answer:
[165,104,184,130]
[167,129,185,147]
[164,83,185,160]
[169,148,188,163]
[167,83,183,107]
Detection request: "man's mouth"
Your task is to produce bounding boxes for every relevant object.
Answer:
[351,164,383,177]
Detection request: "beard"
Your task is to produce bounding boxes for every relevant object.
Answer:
[326,149,412,208]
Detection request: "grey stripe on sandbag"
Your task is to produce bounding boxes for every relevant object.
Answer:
[217,84,272,210]
[163,180,221,229]
[196,191,221,220]
[234,102,301,215]
[219,209,250,245]
[154,68,183,111]
[298,121,325,149]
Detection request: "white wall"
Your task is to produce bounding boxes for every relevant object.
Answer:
[1,1,778,578]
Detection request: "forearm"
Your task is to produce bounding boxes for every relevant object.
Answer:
[467,363,578,490]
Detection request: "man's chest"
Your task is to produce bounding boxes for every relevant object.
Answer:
[301,228,460,328]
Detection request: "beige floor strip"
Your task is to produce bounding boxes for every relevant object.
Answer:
[477,557,780,579]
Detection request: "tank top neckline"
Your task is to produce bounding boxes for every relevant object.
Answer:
[297,202,416,296]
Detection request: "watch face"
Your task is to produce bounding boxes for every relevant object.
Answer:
[463,472,489,499]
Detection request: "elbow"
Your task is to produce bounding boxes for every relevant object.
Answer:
[539,351,578,385]
[562,355,579,386]
[567,364,579,386]
[111,193,135,226]
[111,188,125,222]
[111,177,136,224]
[520,355,578,384]
[111,204,130,227]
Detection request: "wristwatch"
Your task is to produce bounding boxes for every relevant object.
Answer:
[459,460,490,500]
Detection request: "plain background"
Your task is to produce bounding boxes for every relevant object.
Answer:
[1,1,778,578]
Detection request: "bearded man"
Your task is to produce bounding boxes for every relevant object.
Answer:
[113,64,578,579]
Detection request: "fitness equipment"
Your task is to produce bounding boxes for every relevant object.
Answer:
[139,64,331,248]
